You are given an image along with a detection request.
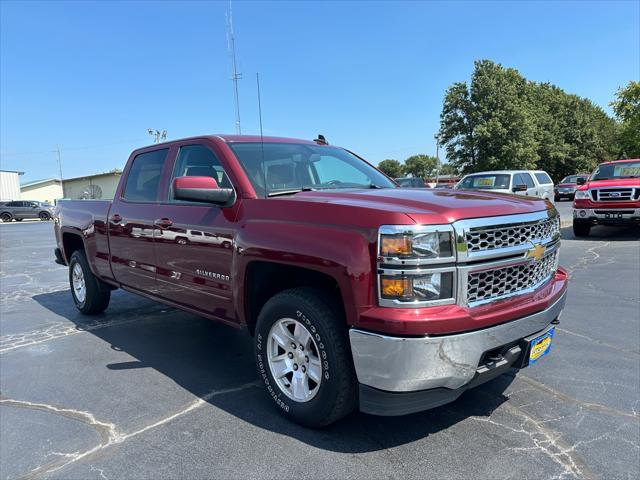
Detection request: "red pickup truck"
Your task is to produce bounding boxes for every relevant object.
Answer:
[54,135,567,426]
[573,158,640,237]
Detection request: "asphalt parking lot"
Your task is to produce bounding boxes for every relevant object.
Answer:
[1,220,638,480]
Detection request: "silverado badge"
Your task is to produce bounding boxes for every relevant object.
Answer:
[527,243,546,262]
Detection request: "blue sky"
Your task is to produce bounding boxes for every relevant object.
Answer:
[1,0,638,183]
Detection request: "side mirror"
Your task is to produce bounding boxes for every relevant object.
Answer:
[512,184,528,192]
[173,176,234,205]
[576,177,586,185]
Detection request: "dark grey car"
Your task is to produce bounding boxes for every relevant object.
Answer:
[0,200,55,222]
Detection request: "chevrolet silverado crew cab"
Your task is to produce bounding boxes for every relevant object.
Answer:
[573,158,640,237]
[54,135,567,427]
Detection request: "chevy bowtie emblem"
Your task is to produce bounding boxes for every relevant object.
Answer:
[527,243,546,262]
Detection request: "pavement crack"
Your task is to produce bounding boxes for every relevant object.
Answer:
[519,375,639,420]
[5,381,261,479]
[557,328,640,357]
[565,242,610,276]
[0,396,119,445]
[471,402,596,479]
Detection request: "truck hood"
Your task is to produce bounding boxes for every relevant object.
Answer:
[584,178,640,189]
[283,188,549,224]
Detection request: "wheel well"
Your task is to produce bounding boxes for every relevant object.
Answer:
[244,261,345,336]
[62,233,85,260]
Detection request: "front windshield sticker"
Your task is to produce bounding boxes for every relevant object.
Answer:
[474,177,496,187]
[614,165,640,177]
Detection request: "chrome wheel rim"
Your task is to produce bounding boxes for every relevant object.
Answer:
[267,318,322,402]
[72,263,86,303]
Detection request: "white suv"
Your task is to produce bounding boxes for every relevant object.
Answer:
[455,170,555,202]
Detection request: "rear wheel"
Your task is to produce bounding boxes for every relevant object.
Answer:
[0,213,11,222]
[39,212,51,221]
[69,250,111,314]
[573,223,591,237]
[255,288,357,427]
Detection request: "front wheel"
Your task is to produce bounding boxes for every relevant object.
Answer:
[69,250,111,314]
[255,288,357,427]
[573,223,591,237]
[39,212,51,221]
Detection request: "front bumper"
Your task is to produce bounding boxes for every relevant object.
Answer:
[350,290,566,415]
[573,208,640,225]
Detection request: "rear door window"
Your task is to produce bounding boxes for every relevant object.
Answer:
[534,172,553,185]
[521,173,535,188]
[513,174,524,187]
[123,149,168,202]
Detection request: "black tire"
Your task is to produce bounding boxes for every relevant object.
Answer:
[39,212,51,221]
[15,218,23,222]
[573,223,591,237]
[554,195,560,202]
[68,250,111,314]
[255,287,357,427]
[0,213,11,222]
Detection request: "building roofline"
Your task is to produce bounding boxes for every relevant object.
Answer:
[20,178,61,188]
[0,170,25,174]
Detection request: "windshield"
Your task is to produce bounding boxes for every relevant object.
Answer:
[457,174,511,190]
[590,161,640,181]
[228,142,396,197]
[560,175,583,184]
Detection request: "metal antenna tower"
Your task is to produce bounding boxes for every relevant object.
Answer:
[227,1,242,134]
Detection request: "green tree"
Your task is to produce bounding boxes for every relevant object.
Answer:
[439,59,619,181]
[611,81,640,158]
[403,154,438,179]
[439,162,459,176]
[377,159,404,178]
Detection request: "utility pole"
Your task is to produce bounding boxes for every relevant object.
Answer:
[434,133,440,184]
[56,145,65,198]
[147,129,167,144]
[227,1,242,134]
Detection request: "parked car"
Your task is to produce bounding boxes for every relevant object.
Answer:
[395,177,426,188]
[554,174,589,201]
[54,135,567,427]
[572,158,640,237]
[455,170,555,202]
[0,200,55,222]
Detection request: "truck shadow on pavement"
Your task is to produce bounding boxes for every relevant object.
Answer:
[33,290,514,453]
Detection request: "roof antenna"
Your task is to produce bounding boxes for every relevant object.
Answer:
[257,72,267,198]
[314,134,328,145]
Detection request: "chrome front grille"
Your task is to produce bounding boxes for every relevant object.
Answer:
[466,250,558,305]
[465,216,560,253]
[593,188,637,202]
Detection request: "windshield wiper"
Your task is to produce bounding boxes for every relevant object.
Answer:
[266,187,315,197]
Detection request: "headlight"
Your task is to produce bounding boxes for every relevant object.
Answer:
[379,226,454,263]
[574,189,590,200]
[380,271,455,304]
[378,225,456,307]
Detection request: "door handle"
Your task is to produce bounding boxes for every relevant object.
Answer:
[110,214,122,223]
[154,218,173,228]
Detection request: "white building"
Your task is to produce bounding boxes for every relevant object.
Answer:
[20,178,64,204]
[0,170,23,201]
